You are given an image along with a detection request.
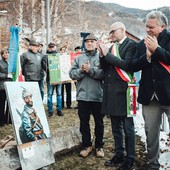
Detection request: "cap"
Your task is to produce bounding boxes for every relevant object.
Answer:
[84,33,97,41]
[74,46,81,51]
[22,89,32,99]
[29,40,39,46]
[38,42,44,46]
[48,42,56,48]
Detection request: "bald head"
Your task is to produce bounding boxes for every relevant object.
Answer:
[110,22,126,33]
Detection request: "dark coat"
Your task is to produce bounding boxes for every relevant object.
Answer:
[100,37,136,116]
[129,29,170,105]
[20,50,44,81]
[0,59,12,91]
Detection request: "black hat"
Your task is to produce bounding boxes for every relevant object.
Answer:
[84,33,97,41]
[74,46,81,51]
[48,42,56,48]
[29,40,39,46]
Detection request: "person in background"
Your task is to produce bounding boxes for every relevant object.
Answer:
[129,11,170,170]
[38,42,44,54]
[38,42,45,101]
[73,46,82,109]
[42,42,63,117]
[69,33,104,158]
[97,22,136,170]
[20,40,45,100]
[0,49,12,126]
[74,46,81,53]
[60,46,72,109]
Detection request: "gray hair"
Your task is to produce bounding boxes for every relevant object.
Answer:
[146,10,168,26]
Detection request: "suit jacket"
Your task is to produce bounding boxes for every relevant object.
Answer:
[129,29,170,105]
[100,37,136,116]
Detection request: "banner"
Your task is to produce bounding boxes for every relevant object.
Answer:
[80,32,90,52]
[8,26,23,81]
[70,51,81,65]
[48,53,72,84]
[8,27,20,73]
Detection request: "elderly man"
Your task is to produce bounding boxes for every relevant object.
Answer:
[97,22,136,170]
[20,40,45,100]
[129,11,170,170]
[69,33,104,158]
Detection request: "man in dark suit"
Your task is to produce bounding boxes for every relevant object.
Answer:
[129,11,170,170]
[97,22,136,170]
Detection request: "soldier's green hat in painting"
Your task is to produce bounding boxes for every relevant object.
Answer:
[22,89,32,99]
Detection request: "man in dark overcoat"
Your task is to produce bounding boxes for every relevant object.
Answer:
[97,22,136,170]
[129,11,170,170]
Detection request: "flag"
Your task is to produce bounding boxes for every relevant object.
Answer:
[80,32,90,52]
[8,26,23,81]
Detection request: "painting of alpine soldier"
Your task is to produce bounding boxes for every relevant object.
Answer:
[17,88,47,143]
[5,82,54,170]
[4,82,51,145]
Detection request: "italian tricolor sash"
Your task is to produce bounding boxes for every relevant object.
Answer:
[159,61,170,73]
[111,43,136,117]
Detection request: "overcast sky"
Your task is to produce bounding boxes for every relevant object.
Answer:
[85,0,170,10]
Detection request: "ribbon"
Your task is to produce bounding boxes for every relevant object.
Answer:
[111,43,136,117]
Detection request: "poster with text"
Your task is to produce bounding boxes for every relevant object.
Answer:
[48,53,72,84]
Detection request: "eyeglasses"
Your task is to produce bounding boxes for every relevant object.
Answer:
[109,28,121,35]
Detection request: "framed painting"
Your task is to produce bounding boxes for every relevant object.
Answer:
[4,82,55,170]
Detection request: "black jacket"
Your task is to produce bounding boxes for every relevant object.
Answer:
[100,37,136,116]
[129,29,170,105]
[20,49,44,81]
[0,59,12,91]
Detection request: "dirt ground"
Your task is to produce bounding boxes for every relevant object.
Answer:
[0,100,148,170]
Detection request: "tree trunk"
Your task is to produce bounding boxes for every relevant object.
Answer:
[31,0,36,38]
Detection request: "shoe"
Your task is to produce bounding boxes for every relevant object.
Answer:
[104,155,124,167]
[57,110,64,116]
[67,106,72,109]
[119,160,134,170]
[48,111,53,117]
[79,146,92,158]
[0,121,5,126]
[96,148,104,158]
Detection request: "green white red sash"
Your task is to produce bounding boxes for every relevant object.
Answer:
[111,43,136,117]
[159,61,170,73]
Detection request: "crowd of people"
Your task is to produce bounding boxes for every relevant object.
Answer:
[0,10,170,170]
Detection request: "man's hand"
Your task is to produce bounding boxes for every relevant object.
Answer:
[146,47,152,61]
[144,35,159,53]
[96,41,104,57]
[96,41,109,56]
[34,137,38,141]
[82,60,90,73]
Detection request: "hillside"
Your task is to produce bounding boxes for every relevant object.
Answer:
[0,0,169,49]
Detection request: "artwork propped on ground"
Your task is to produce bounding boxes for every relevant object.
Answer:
[4,82,55,170]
